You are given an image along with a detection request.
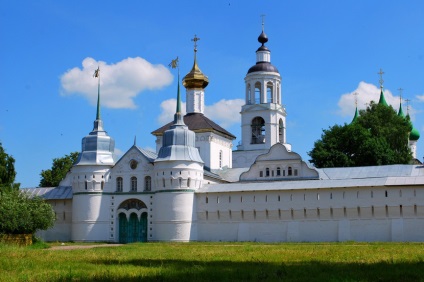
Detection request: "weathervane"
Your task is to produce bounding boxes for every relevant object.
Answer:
[378,68,384,89]
[168,56,181,114]
[93,66,101,120]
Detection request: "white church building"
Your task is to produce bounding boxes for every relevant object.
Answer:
[25,27,424,243]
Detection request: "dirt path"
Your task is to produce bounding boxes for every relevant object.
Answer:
[49,244,123,250]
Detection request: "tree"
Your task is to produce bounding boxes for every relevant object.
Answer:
[39,152,79,187]
[0,142,19,191]
[0,189,55,235]
[308,102,412,168]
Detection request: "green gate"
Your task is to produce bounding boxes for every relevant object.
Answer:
[118,199,148,244]
[118,213,128,243]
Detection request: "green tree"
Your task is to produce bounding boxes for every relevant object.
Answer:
[308,102,412,168]
[0,189,55,234]
[40,152,79,187]
[0,142,19,191]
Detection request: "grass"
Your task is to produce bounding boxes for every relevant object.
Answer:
[1,242,424,281]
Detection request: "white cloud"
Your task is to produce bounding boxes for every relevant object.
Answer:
[158,99,186,125]
[157,98,244,129]
[337,81,402,117]
[60,57,173,109]
[416,95,424,102]
[204,99,244,128]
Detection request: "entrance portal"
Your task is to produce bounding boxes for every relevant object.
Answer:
[117,199,148,243]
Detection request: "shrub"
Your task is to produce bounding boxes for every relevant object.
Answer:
[0,189,55,235]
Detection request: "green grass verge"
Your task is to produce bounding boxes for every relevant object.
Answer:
[1,242,424,281]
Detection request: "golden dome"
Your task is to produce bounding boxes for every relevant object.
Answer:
[182,56,209,89]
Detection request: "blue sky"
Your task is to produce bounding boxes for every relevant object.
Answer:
[1,1,423,188]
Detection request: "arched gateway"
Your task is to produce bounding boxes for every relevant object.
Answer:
[117,199,148,243]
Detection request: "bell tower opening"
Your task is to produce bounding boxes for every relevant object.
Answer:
[251,117,266,144]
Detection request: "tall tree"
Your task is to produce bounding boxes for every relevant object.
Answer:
[39,152,79,187]
[308,102,412,168]
[0,142,19,190]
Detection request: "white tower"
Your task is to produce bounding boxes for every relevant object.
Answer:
[233,24,290,168]
[153,66,204,241]
[70,67,116,241]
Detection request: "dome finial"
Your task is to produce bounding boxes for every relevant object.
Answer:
[258,14,268,45]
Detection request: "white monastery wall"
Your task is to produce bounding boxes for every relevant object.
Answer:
[195,185,424,242]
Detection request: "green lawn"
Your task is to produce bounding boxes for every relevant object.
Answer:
[1,242,424,281]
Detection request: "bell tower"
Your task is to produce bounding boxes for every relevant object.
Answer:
[234,22,290,168]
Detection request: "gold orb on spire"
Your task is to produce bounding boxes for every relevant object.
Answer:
[182,34,209,89]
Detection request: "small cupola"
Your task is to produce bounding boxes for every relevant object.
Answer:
[183,35,209,89]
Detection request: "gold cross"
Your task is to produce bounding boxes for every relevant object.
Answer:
[192,35,200,52]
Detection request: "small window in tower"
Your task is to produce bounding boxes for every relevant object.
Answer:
[266,168,270,177]
[247,83,252,104]
[267,82,273,103]
[276,167,281,176]
[254,82,261,104]
[288,167,293,176]
[259,171,263,177]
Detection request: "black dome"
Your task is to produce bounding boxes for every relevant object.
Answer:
[247,62,279,74]
[258,31,268,45]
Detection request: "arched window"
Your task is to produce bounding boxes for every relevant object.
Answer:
[279,119,284,143]
[144,176,151,191]
[267,82,273,103]
[246,83,252,104]
[288,166,293,176]
[251,117,265,144]
[266,168,270,177]
[277,83,280,104]
[276,167,281,176]
[130,176,137,192]
[187,178,191,187]
[254,82,261,104]
[116,177,123,192]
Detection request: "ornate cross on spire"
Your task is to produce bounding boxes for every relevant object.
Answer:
[398,87,404,100]
[405,98,411,115]
[353,92,359,107]
[378,68,385,89]
[191,34,200,52]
